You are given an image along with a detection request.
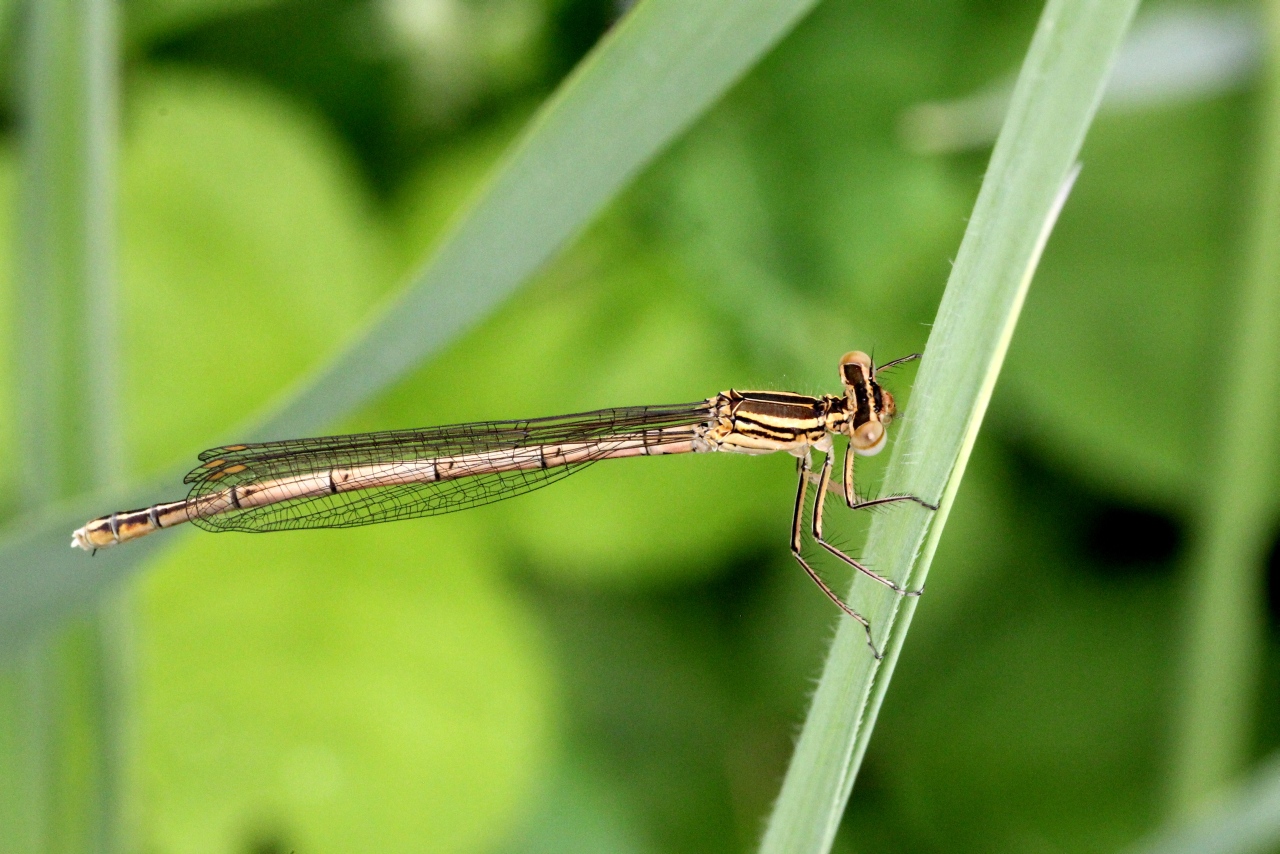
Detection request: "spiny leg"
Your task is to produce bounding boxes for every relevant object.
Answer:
[791,451,883,659]
[842,438,938,513]
[813,449,922,598]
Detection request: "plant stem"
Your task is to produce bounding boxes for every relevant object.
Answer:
[7,0,122,851]
[1169,0,1280,816]
[758,2,1139,851]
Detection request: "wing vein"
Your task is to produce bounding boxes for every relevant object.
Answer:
[184,401,714,533]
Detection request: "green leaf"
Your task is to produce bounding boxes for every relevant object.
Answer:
[758,2,1139,852]
[0,0,826,648]
[134,519,553,853]
[107,77,554,850]
[125,0,286,45]
[120,71,391,475]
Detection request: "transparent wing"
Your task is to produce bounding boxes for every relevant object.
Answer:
[184,401,712,533]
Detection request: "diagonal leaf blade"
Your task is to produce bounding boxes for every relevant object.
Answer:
[758,1,1140,852]
[0,0,825,648]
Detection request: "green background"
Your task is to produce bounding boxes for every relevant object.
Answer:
[2,0,1276,851]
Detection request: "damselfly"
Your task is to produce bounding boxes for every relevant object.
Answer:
[72,351,935,656]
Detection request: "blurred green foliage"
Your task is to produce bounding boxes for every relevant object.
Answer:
[2,0,1278,852]
[1009,96,1244,503]
[121,72,393,472]
[138,521,552,853]
[0,149,13,520]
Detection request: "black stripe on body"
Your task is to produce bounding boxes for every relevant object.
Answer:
[726,391,831,446]
[733,410,826,441]
[110,507,156,540]
[734,398,824,424]
[737,390,824,407]
[847,365,871,427]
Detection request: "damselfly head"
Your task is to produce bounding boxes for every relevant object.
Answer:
[839,350,894,456]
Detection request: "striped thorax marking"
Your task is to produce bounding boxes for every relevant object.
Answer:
[699,390,842,454]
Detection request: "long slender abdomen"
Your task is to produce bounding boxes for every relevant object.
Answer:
[70,432,698,550]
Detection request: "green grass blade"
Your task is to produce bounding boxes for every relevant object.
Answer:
[253,0,825,443]
[1126,754,1280,854]
[0,0,823,646]
[5,0,122,851]
[758,2,1139,851]
[14,0,118,497]
[1169,0,1280,813]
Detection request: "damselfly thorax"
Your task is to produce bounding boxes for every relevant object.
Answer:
[71,350,935,656]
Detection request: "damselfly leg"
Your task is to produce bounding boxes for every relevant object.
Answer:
[792,447,937,658]
[838,444,937,516]
[824,445,935,594]
[790,451,876,648]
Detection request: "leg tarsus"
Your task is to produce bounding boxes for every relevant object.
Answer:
[814,537,924,597]
[843,442,937,512]
[790,550,882,658]
[847,493,938,513]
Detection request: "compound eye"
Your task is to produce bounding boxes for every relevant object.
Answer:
[852,420,886,455]
[840,351,873,384]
